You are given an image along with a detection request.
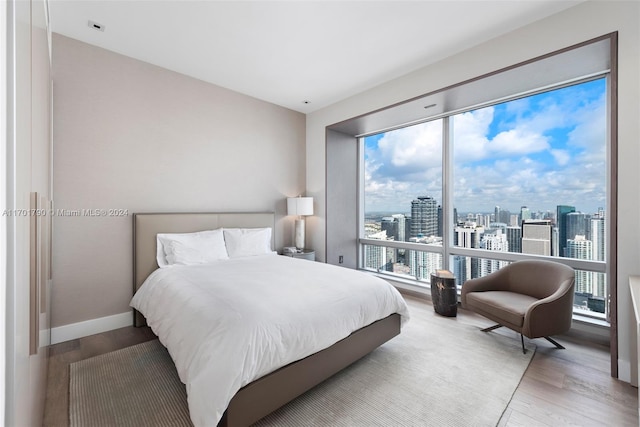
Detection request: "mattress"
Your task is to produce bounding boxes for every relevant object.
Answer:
[130,253,409,426]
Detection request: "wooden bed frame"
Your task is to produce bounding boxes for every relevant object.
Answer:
[132,212,401,427]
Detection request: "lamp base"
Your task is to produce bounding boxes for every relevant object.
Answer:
[294,218,305,250]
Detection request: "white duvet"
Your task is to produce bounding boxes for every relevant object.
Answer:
[130,254,409,426]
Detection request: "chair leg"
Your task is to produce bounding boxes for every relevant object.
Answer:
[481,324,503,332]
[481,324,527,353]
[544,336,566,350]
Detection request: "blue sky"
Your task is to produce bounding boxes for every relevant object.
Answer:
[364,78,607,215]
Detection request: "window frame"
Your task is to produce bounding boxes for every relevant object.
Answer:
[356,57,613,323]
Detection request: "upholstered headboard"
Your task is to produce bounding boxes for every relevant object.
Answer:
[132,212,275,326]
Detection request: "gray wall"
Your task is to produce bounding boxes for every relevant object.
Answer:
[326,129,358,268]
[51,34,306,328]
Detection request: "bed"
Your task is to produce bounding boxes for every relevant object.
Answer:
[130,212,409,427]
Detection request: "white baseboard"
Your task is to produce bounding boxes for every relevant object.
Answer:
[51,312,133,345]
[618,359,631,384]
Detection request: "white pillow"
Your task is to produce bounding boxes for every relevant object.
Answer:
[223,227,274,258]
[156,229,228,267]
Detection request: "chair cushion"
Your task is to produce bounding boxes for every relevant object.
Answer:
[465,291,539,327]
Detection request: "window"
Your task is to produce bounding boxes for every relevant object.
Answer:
[361,77,609,319]
[363,119,443,281]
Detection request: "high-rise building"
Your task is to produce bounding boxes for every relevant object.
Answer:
[494,206,511,224]
[407,236,442,281]
[552,226,559,257]
[502,209,512,224]
[566,235,592,259]
[364,230,393,272]
[453,222,483,284]
[521,220,552,256]
[556,205,576,257]
[542,210,555,222]
[520,206,531,225]
[405,216,412,241]
[381,217,399,241]
[455,222,483,249]
[410,196,438,238]
[479,230,509,276]
[391,214,407,243]
[475,213,491,228]
[452,256,467,289]
[506,226,522,253]
[381,216,399,265]
[591,211,606,297]
[566,212,591,242]
[566,235,594,294]
[591,215,606,262]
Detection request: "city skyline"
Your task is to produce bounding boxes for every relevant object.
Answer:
[365,202,603,221]
[363,197,606,314]
[364,78,607,214]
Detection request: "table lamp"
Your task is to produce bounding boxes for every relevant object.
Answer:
[287,196,313,250]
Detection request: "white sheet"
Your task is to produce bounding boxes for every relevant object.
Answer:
[130,254,409,426]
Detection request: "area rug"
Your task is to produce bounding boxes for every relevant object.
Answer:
[69,339,191,427]
[69,298,534,426]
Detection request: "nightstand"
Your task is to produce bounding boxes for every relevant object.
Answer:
[283,249,315,261]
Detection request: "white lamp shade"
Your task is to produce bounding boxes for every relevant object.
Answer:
[287,197,313,216]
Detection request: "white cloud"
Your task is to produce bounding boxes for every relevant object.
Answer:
[488,128,549,155]
[551,149,570,166]
[451,108,492,162]
[378,120,441,166]
[567,94,606,151]
[451,153,605,213]
[364,81,607,213]
[453,108,550,161]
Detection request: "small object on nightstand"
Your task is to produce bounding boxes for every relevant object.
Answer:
[283,246,297,255]
[282,249,315,261]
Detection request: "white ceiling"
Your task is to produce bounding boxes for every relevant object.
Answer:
[48,1,582,114]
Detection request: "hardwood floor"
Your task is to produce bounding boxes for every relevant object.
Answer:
[43,295,638,426]
[43,325,157,427]
[500,334,638,426]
